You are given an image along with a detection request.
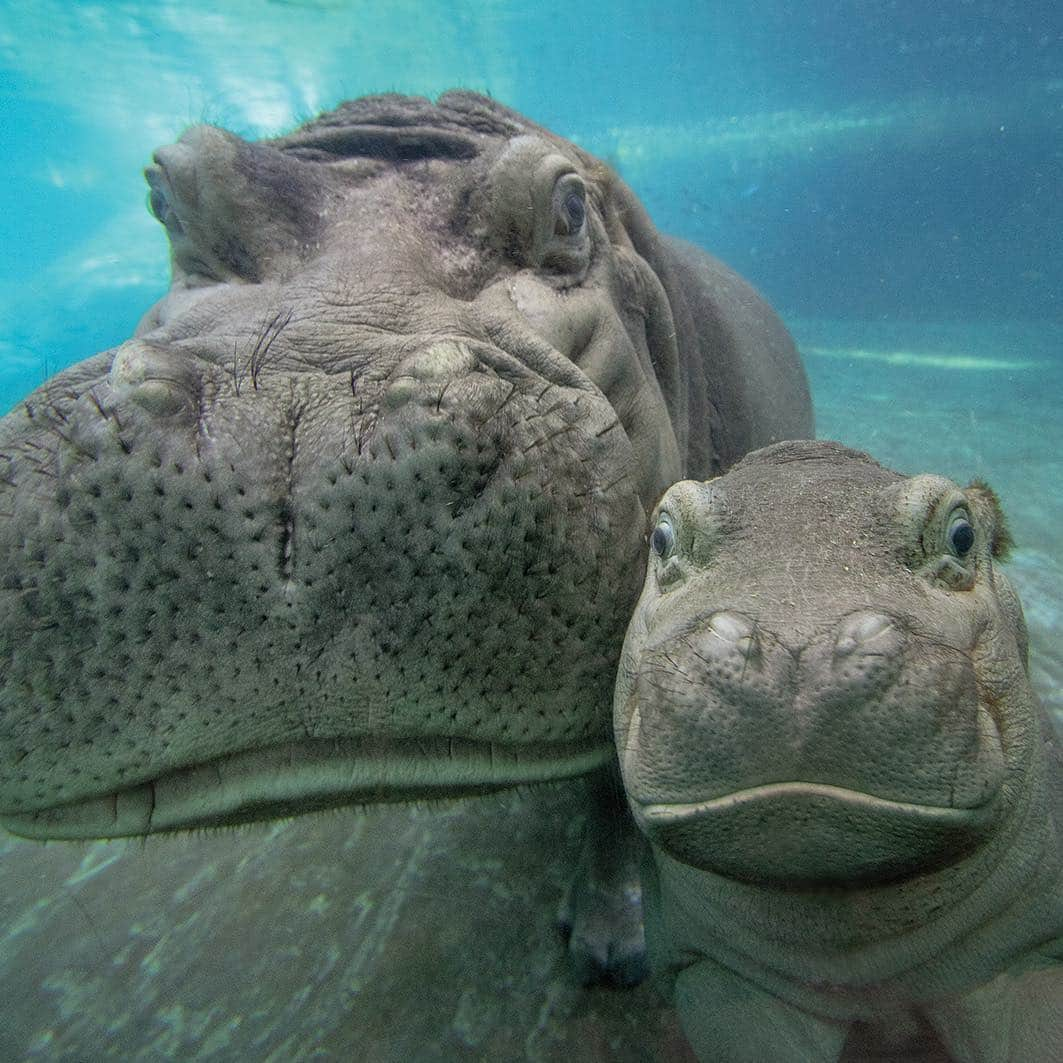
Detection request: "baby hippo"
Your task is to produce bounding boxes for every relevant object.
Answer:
[615,440,1063,1062]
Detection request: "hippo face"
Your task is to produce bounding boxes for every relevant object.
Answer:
[615,440,1030,888]
[0,93,700,839]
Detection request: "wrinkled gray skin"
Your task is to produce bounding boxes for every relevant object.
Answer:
[0,93,810,981]
[616,440,1063,1062]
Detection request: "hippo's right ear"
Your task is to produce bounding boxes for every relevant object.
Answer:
[965,480,1014,560]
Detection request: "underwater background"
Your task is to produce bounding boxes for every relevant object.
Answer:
[0,1,1060,1058]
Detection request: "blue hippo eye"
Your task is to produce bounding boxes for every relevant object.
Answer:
[650,516,675,558]
[948,516,975,556]
[563,191,585,232]
[555,186,586,236]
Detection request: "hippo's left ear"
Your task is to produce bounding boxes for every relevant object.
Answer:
[965,479,1014,560]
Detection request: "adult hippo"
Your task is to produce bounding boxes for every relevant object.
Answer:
[616,441,1063,1061]
[0,92,810,978]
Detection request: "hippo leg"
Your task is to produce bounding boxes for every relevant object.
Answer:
[927,961,1063,1063]
[557,765,648,986]
[673,960,850,1063]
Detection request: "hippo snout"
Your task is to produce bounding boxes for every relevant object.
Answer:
[0,325,645,834]
[627,605,1000,820]
[674,607,902,683]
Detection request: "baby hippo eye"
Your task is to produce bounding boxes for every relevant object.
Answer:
[650,515,675,559]
[948,515,975,556]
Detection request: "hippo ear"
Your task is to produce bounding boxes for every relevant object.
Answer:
[965,479,1014,560]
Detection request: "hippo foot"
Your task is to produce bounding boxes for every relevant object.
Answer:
[557,766,648,987]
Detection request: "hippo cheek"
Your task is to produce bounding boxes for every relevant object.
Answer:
[0,347,645,838]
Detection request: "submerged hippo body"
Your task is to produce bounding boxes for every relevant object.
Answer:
[0,95,809,861]
[616,441,1063,1062]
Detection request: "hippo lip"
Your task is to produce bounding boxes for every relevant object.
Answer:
[630,781,1004,885]
[0,736,611,841]
[632,782,999,830]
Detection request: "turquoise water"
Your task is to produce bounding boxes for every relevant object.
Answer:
[2,1,1060,407]
[1,2,1061,1059]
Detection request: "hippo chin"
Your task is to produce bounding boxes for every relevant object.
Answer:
[0,91,811,857]
[616,440,1063,1061]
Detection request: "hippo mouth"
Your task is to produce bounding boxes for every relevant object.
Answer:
[0,736,611,840]
[631,781,1002,887]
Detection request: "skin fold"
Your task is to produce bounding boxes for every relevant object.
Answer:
[0,93,811,982]
[616,440,1063,1060]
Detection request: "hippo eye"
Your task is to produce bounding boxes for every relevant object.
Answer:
[551,173,588,239]
[650,515,675,559]
[555,188,586,236]
[486,142,592,280]
[948,514,975,557]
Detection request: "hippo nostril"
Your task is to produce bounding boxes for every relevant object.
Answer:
[833,611,898,659]
[110,339,198,416]
[408,341,479,382]
[707,611,756,644]
[705,611,760,664]
[383,341,481,409]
